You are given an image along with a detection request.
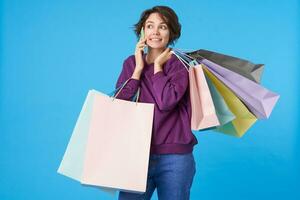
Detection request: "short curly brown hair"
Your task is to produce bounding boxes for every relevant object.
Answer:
[133,6,181,46]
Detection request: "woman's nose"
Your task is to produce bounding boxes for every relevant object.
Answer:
[152,28,160,35]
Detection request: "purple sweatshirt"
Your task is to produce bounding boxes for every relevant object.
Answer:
[115,53,198,154]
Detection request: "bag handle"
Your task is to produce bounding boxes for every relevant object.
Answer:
[171,51,189,69]
[172,50,192,70]
[172,49,201,69]
[111,78,140,103]
[175,48,206,60]
[173,49,193,63]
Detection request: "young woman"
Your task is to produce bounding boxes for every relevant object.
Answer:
[115,6,198,200]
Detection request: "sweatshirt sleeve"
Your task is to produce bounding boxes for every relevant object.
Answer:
[115,56,140,100]
[151,58,189,111]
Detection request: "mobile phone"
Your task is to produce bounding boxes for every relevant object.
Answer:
[140,27,145,40]
[140,27,147,53]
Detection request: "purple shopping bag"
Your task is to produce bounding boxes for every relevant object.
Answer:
[201,59,279,119]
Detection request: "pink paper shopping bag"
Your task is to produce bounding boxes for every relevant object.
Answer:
[189,64,220,130]
[81,90,154,193]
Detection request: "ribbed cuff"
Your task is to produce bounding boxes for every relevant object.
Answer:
[151,71,165,83]
[126,78,140,91]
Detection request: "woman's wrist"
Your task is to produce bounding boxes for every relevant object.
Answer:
[132,67,143,80]
[154,64,163,74]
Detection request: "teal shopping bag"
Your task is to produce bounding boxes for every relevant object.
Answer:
[57,90,95,180]
[205,74,236,126]
[57,90,116,196]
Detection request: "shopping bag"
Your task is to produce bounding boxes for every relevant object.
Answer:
[202,59,280,119]
[57,90,122,196]
[187,49,264,83]
[57,90,95,181]
[189,63,220,130]
[80,89,154,193]
[172,52,220,130]
[203,66,257,137]
[205,74,236,126]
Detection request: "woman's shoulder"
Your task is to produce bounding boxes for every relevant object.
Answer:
[167,53,180,65]
[122,53,187,75]
[164,53,188,74]
[123,55,135,65]
[122,55,136,71]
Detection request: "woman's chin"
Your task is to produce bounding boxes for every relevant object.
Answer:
[148,45,167,50]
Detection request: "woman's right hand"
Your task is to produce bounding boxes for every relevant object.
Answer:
[132,37,147,80]
[134,37,147,71]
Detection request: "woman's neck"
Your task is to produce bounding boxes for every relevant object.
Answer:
[145,47,166,64]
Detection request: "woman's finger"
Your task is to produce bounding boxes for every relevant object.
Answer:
[137,45,146,50]
[162,49,170,57]
[136,46,145,52]
[161,48,170,56]
[138,37,147,44]
[137,41,146,48]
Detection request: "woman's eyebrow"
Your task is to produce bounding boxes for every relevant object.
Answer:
[145,21,167,25]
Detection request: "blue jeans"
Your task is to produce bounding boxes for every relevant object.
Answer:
[118,152,196,200]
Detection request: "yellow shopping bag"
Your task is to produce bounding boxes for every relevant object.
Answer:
[203,66,257,137]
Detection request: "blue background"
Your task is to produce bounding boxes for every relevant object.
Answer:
[1,0,299,199]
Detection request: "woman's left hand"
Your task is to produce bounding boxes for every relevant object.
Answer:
[154,48,172,73]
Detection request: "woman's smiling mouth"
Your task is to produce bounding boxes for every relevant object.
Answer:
[149,38,162,41]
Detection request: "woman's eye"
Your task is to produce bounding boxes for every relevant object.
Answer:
[160,26,167,30]
[147,25,153,28]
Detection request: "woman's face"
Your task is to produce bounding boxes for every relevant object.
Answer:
[144,13,170,49]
